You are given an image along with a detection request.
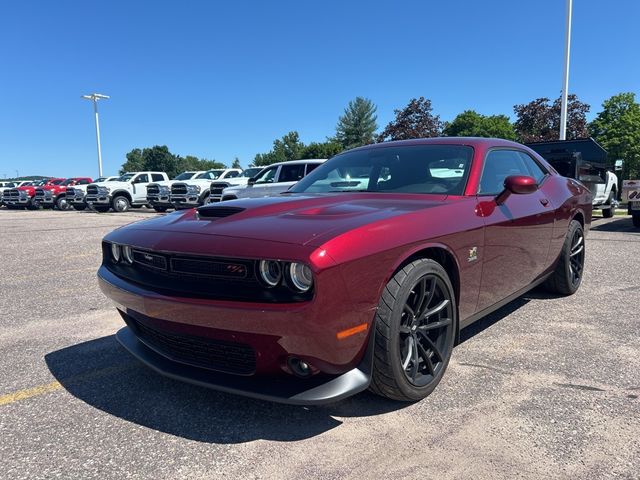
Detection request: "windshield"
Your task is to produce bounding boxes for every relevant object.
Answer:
[290,145,473,195]
[198,170,224,180]
[117,173,135,182]
[49,179,64,186]
[242,167,263,178]
[61,179,76,186]
[174,172,196,180]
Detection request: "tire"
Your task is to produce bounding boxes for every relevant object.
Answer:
[602,191,616,218]
[26,199,38,210]
[93,205,110,213]
[545,220,585,295]
[633,214,640,228]
[369,258,457,402]
[199,193,210,206]
[72,204,87,211]
[56,196,70,211]
[153,206,168,213]
[111,195,130,213]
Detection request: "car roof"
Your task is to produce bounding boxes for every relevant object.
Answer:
[268,159,327,167]
[347,137,524,152]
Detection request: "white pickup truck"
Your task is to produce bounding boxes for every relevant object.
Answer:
[85,171,169,212]
[207,167,264,203]
[527,138,619,217]
[67,176,119,211]
[146,171,208,212]
[219,159,326,201]
[169,168,243,209]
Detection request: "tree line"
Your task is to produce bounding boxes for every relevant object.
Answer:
[253,92,640,179]
[120,91,640,180]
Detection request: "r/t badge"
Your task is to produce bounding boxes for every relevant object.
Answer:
[468,246,478,262]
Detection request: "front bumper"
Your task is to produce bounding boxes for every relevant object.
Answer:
[98,265,374,404]
[3,196,31,206]
[170,194,200,208]
[147,194,172,208]
[85,194,111,205]
[67,192,86,204]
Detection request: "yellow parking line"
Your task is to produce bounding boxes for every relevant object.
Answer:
[0,364,133,407]
[0,381,62,406]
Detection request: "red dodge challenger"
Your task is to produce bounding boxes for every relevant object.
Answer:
[98,138,591,404]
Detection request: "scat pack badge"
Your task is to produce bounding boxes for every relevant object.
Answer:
[468,246,478,262]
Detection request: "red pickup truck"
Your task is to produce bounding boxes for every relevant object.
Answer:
[33,177,93,210]
[3,178,65,209]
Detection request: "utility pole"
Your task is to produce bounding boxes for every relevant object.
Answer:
[559,0,573,140]
[81,93,110,177]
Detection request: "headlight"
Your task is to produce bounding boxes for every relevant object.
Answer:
[159,186,170,194]
[122,245,134,264]
[288,263,313,292]
[187,185,201,194]
[258,260,282,287]
[111,243,121,263]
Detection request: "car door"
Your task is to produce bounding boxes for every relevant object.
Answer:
[131,174,149,201]
[476,149,554,311]
[246,165,280,198]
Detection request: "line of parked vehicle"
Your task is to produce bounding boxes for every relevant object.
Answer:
[0,159,326,213]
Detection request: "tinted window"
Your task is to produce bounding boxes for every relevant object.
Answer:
[479,150,531,195]
[291,145,473,195]
[226,171,240,178]
[151,173,164,181]
[78,179,90,185]
[279,164,306,182]
[134,174,149,183]
[518,152,547,183]
[305,163,321,175]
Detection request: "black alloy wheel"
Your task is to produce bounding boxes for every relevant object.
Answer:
[398,275,454,387]
[370,258,457,401]
[545,220,585,295]
[568,227,585,288]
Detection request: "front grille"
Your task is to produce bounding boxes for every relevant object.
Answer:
[197,206,245,218]
[127,315,256,375]
[103,243,312,303]
[35,189,45,199]
[87,185,98,195]
[209,182,229,196]
[3,189,19,200]
[147,185,160,195]
[171,184,187,195]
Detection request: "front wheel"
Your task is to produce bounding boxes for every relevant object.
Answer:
[153,206,168,213]
[56,196,70,211]
[633,214,640,228]
[601,192,616,218]
[545,220,585,295]
[111,195,130,212]
[369,258,457,402]
[72,204,87,211]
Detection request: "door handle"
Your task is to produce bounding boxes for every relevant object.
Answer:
[540,198,549,206]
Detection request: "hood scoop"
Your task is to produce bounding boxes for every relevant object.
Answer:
[197,205,245,219]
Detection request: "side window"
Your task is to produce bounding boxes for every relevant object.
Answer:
[226,171,239,178]
[151,173,164,182]
[78,179,90,185]
[254,166,278,184]
[518,152,547,184]
[479,150,530,195]
[279,164,306,182]
[134,174,149,184]
[305,163,321,175]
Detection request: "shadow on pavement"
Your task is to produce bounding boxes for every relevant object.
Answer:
[45,335,404,444]
[591,216,638,233]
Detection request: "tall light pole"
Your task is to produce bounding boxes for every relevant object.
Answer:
[82,93,110,177]
[559,0,573,140]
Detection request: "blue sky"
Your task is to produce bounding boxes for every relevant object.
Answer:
[0,0,638,178]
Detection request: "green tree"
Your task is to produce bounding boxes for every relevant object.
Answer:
[377,97,442,142]
[443,110,516,140]
[120,148,145,173]
[301,140,343,159]
[334,97,378,149]
[178,155,226,171]
[254,131,305,166]
[589,92,640,179]
[231,157,242,169]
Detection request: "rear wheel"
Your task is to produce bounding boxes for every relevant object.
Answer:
[545,220,585,295]
[111,195,130,212]
[602,191,616,218]
[369,259,456,402]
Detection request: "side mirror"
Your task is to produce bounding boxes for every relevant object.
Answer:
[496,175,538,204]
[248,177,256,185]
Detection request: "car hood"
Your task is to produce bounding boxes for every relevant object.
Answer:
[91,181,130,189]
[127,193,447,247]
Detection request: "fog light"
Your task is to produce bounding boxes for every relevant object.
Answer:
[288,262,313,292]
[288,357,312,378]
[258,260,282,287]
[122,245,134,264]
[110,243,121,263]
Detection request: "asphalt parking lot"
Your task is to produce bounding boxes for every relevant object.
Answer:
[0,208,639,480]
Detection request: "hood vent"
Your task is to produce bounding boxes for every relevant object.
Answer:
[197,205,245,219]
